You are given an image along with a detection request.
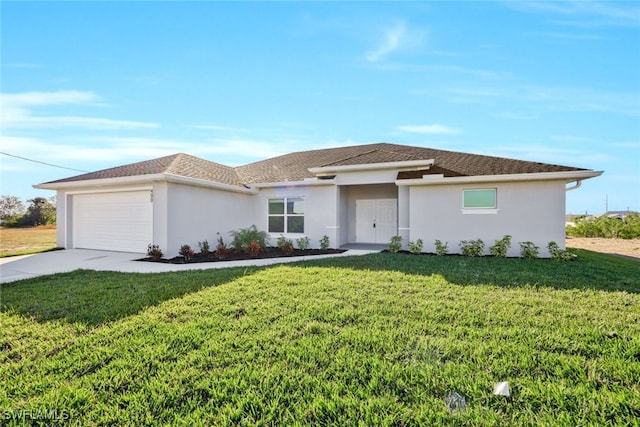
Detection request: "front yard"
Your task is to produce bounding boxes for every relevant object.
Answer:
[1,251,639,425]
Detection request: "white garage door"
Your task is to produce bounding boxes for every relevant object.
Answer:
[73,191,153,253]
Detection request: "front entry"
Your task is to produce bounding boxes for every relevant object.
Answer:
[355,199,397,243]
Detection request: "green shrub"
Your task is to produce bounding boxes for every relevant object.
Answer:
[459,239,485,257]
[296,236,311,251]
[198,240,210,256]
[230,225,268,251]
[548,241,577,261]
[387,235,402,253]
[567,213,640,239]
[434,239,448,256]
[408,239,423,254]
[277,235,294,254]
[519,241,539,259]
[319,235,330,250]
[489,235,512,258]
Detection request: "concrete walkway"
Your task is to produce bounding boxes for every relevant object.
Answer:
[0,248,380,284]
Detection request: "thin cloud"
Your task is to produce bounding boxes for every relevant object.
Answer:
[0,90,158,130]
[365,22,425,63]
[507,1,640,27]
[396,124,461,135]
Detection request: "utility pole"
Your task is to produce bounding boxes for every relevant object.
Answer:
[605,194,608,213]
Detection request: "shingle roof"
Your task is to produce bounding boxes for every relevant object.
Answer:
[43,153,244,187]
[42,143,588,187]
[235,143,586,184]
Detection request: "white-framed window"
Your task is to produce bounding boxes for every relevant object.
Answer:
[268,197,304,233]
[462,188,498,214]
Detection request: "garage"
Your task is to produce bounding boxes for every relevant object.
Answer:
[72,190,153,253]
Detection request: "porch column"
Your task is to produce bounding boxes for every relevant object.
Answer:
[398,185,410,249]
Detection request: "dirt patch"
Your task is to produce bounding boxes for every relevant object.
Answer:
[566,237,640,260]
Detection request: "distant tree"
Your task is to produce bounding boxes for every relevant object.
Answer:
[0,195,25,221]
[24,196,56,226]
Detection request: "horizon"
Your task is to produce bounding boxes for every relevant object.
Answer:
[1,1,638,214]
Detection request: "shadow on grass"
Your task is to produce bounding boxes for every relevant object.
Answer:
[1,249,638,327]
[296,249,640,294]
[0,266,260,326]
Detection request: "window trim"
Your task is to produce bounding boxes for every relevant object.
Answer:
[461,188,498,214]
[268,197,305,233]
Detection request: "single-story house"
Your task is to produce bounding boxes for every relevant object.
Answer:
[35,142,602,257]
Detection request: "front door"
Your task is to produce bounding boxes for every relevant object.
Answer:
[355,199,397,243]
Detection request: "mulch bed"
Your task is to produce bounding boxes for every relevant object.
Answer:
[138,248,346,264]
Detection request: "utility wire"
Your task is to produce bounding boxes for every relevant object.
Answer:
[0,151,89,173]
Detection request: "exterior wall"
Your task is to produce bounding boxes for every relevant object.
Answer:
[408,180,566,257]
[255,184,340,249]
[165,182,254,257]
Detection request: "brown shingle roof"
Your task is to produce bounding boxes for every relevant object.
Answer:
[42,143,588,187]
[43,153,243,187]
[236,142,586,184]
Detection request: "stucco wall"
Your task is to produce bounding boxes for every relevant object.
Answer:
[408,180,566,257]
[165,183,254,257]
[255,184,339,249]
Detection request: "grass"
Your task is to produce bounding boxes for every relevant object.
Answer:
[0,226,58,257]
[1,251,639,425]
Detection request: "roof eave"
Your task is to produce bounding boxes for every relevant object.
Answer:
[34,173,258,194]
[251,178,336,189]
[395,170,604,186]
[309,159,435,176]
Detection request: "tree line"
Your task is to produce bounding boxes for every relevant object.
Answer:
[0,195,56,227]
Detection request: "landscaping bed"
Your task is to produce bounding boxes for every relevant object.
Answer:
[139,247,345,264]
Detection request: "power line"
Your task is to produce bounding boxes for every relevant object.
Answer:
[0,151,89,173]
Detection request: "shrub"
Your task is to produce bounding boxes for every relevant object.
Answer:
[434,240,448,256]
[548,241,577,261]
[489,235,512,258]
[319,235,330,250]
[147,244,163,260]
[408,239,423,254]
[179,244,194,261]
[459,239,485,257]
[215,237,229,260]
[244,242,261,257]
[198,240,210,256]
[567,213,640,239]
[296,236,310,251]
[519,241,539,259]
[230,225,268,252]
[277,235,294,254]
[388,235,402,253]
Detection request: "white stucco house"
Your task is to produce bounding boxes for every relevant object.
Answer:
[35,143,602,257]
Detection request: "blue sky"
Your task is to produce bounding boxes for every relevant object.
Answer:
[1,1,638,214]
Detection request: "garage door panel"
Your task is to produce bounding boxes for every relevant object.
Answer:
[73,191,153,253]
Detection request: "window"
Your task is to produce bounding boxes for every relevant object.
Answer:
[463,189,497,210]
[268,197,304,233]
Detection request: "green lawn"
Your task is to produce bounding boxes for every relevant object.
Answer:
[1,251,639,425]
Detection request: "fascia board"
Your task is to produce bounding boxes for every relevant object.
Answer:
[33,174,168,190]
[251,179,336,189]
[34,173,258,194]
[309,159,434,175]
[395,170,604,186]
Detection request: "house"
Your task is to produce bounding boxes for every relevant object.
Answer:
[34,143,603,257]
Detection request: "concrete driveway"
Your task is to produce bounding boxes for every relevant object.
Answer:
[0,248,377,284]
